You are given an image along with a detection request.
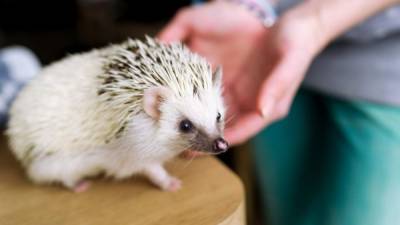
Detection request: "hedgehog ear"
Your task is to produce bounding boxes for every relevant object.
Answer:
[212,66,223,88]
[143,86,172,120]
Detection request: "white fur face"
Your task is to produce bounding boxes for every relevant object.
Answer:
[158,87,226,154]
[142,68,227,154]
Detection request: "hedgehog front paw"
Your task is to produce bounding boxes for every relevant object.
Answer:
[163,176,182,192]
[71,180,91,193]
[142,164,182,191]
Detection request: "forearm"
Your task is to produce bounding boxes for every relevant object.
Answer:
[285,0,400,51]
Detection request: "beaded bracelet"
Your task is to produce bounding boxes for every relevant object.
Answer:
[222,0,277,27]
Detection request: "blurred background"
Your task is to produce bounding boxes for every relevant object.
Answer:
[0,0,188,63]
[0,0,260,224]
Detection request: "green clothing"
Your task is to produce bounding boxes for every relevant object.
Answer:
[253,89,400,225]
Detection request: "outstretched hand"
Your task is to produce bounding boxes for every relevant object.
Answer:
[159,1,323,145]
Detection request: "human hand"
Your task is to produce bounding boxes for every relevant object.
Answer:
[159,1,268,87]
[159,1,324,146]
[224,10,325,145]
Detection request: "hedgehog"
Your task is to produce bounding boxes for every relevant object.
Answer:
[6,36,228,192]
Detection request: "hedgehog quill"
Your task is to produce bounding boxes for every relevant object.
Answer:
[7,37,228,192]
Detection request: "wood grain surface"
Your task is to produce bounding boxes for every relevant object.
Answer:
[0,135,245,225]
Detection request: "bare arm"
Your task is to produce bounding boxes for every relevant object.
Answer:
[284,0,400,54]
[257,0,400,118]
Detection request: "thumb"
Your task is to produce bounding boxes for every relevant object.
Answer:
[257,52,298,119]
[257,51,309,120]
[224,112,267,145]
[158,8,193,43]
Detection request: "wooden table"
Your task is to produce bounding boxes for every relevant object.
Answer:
[0,136,245,225]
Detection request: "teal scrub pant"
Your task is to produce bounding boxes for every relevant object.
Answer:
[252,89,400,225]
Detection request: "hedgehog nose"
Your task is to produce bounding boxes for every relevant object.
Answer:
[213,137,229,154]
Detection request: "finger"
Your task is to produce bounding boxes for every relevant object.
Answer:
[158,8,193,43]
[268,68,303,122]
[224,112,267,146]
[269,86,295,122]
[257,52,300,119]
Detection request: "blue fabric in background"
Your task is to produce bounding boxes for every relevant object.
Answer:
[0,46,41,128]
[0,57,15,126]
[0,60,10,84]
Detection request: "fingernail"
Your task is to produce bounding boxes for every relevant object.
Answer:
[261,100,274,118]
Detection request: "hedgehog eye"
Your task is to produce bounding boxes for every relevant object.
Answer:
[216,113,222,123]
[179,119,194,133]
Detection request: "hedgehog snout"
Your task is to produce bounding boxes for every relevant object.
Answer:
[212,137,228,154]
[188,130,228,154]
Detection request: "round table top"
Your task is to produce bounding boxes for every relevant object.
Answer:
[0,135,245,225]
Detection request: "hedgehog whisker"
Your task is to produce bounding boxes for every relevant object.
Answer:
[225,113,237,126]
[181,143,197,169]
[182,153,196,169]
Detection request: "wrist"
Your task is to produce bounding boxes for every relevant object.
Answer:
[220,0,277,27]
[287,0,400,50]
[280,4,327,57]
